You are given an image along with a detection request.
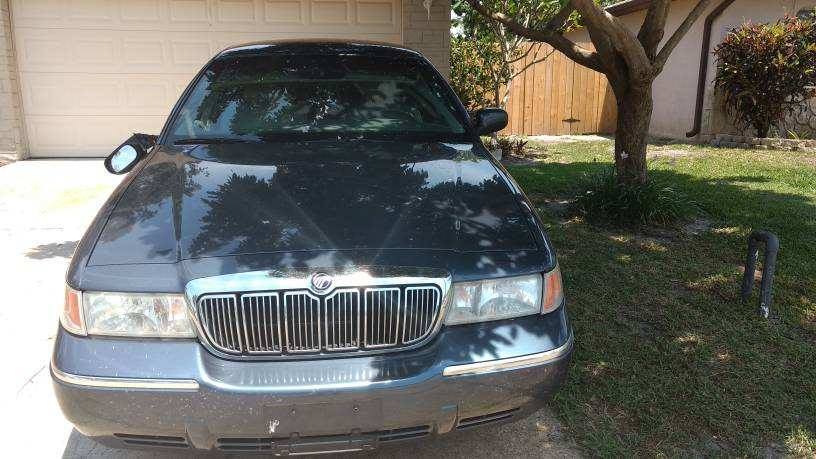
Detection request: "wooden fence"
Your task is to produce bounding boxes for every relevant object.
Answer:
[502,43,618,136]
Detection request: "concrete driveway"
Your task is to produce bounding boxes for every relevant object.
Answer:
[0,159,580,458]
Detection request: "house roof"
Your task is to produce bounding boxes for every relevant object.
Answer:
[606,0,659,17]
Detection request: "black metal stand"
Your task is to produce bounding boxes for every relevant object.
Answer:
[740,230,779,319]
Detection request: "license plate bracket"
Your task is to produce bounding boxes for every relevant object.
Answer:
[263,399,383,436]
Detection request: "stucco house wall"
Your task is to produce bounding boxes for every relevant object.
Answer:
[567,0,816,140]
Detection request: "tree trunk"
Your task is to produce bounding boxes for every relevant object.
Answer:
[501,80,512,108]
[493,80,502,107]
[754,121,770,139]
[614,83,653,185]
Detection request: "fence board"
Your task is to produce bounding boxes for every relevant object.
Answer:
[522,52,533,134]
[501,43,617,136]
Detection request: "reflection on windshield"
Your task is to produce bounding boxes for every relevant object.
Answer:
[169,55,468,144]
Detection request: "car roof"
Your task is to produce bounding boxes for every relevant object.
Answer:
[217,40,423,59]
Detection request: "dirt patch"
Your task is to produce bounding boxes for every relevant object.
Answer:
[503,157,546,166]
[541,199,573,216]
[682,218,712,236]
[501,135,609,165]
[646,148,695,159]
[526,134,610,144]
[501,143,552,165]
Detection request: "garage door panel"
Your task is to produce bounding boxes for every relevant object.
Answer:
[20,74,187,116]
[122,39,167,67]
[264,0,305,23]
[64,0,118,24]
[120,0,163,23]
[20,29,404,76]
[17,28,401,75]
[12,0,209,30]
[16,33,71,69]
[12,0,400,33]
[26,115,167,156]
[311,0,350,24]
[168,0,212,25]
[74,37,117,65]
[216,0,258,24]
[207,30,400,51]
[356,1,397,25]
[11,0,64,26]
[13,0,403,157]
[15,28,222,74]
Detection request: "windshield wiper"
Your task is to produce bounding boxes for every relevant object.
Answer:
[255,131,347,141]
[173,137,250,145]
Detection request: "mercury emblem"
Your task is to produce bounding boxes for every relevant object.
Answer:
[310,272,333,292]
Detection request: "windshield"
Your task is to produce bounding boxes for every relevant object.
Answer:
[166,54,469,144]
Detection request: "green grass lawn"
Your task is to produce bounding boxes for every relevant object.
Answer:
[506,141,816,457]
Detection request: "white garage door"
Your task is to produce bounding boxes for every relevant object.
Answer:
[11,0,402,157]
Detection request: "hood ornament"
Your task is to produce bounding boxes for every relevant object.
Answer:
[310,272,333,292]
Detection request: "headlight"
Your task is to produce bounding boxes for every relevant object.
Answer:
[61,286,195,338]
[445,267,564,325]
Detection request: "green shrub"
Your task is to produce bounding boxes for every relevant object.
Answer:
[574,169,698,226]
[450,36,493,111]
[714,15,816,138]
[492,136,528,158]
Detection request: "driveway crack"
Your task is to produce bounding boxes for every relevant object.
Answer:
[16,363,46,396]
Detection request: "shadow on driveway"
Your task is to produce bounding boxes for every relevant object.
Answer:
[26,241,78,260]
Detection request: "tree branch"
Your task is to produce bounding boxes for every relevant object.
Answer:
[654,0,714,69]
[544,2,576,33]
[583,22,622,81]
[637,0,671,59]
[508,41,539,63]
[511,47,556,78]
[572,0,652,80]
[547,34,605,73]
[464,0,604,72]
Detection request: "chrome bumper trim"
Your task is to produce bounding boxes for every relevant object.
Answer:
[442,332,574,377]
[51,361,199,391]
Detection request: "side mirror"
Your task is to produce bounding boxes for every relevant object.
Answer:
[472,108,508,135]
[104,133,157,174]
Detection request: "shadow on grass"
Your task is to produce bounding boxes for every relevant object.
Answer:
[715,175,773,184]
[507,160,816,456]
[509,160,815,278]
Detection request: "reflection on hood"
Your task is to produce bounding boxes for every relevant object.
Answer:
[89,141,537,265]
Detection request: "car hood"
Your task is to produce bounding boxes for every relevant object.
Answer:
[89,141,538,266]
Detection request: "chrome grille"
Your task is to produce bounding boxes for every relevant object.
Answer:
[324,289,360,351]
[197,285,442,356]
[199,295,242,353]
[240,293,282,353]
[284,291,321,353]
[403,286,441,344]
[364,288,401,348]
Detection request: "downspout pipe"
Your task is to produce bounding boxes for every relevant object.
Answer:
[685,0,737,138]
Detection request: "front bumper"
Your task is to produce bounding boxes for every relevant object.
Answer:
[52,308,572,454]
